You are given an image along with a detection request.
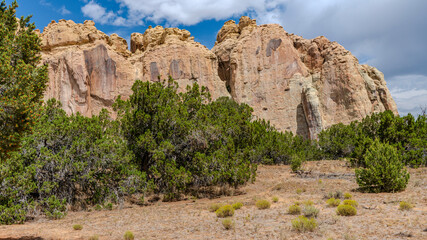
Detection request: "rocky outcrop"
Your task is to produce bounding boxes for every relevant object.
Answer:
[130,26,229,99]
[41,20,228,117]
[213,16,397,138]
[41,20,135,117]
[40,17,397,139]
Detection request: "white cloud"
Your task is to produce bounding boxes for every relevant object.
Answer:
[81,1,132,26]
[59,6,71,15]
[99,0,288,26]
[389,74,427,116]
[391,90,427,116]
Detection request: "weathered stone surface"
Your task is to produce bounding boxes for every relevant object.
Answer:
[289,33,398,131]
[128,25,229,99]
[40,16,397,139]
[41,20,229,116]
[213,17,398,138]
[41,19,108,50]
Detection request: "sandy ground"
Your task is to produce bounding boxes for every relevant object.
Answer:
[0,160,426,240]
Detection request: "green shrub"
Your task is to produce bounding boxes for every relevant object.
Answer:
[326,198,341,207]
[216,205,235,218]
[105,203,113,210]
[256,200,271,210]
[336,205,357,216]
[291,154,304,172]
[399,201,414,211]
[342,200,358,208]
[318,123,357,159]
[73,224,83,230]
[209,203,223,212]
[95,204,103,211]
[318,111,427,167]
[291,216,317,232]
[288,204,301,215]
[272,196,279,203]
[116,79,259,200]
[43,196,67,220]
[0,203,27,225]
[0,99,148,224]
[344,193,352,199]
[355,140,410,193]
[303,205,319,218]
[232,202,243,210]
[124,231,134,240]
[222,218,235,230]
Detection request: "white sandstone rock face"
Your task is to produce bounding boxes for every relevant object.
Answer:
[40,17,398,139]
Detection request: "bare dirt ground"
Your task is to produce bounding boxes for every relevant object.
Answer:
[1,160,426,240]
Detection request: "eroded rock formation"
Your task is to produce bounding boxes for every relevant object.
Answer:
[40,17,397,138]
[213,16,397,138]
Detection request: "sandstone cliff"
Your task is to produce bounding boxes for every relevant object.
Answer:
[39,17,397,138]
[213,16,397,138]
[41,19,228,117]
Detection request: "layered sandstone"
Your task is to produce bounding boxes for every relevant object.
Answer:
[212,17,397,138]
[39,17,397,138]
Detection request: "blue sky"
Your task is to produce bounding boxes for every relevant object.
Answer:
[8,0,427,116]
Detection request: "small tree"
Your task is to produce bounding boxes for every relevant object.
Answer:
[0,0,48,161]
[355,139,409,192]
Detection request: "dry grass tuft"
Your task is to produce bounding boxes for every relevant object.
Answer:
[342,199,358,208]
[303,205,320,218]
[123,230,134,240]
[272,196,279,203]
[337,205,357,216]
[209,203,223,212]
[216,205,235,218]
[326,198,341,207]
[72,224,83,230]
[399,201,414,211]
[291,216,317,232]
[344,192,352,199]
[222,218,235,230]
[288,204,301,215]
[256,200,271,210]
[88,235,99,240]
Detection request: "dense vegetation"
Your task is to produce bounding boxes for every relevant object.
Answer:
[114,78,318,200]
[0,99,147,223]
[0,77,318,223]
[1,0,426,225]
[318,110,426,168]
[0,0,48,161]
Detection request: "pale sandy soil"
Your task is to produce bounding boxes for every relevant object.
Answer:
[0,160,426,240]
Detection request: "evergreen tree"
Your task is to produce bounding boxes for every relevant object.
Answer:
[0,0,48,161]
[355,139,410,192]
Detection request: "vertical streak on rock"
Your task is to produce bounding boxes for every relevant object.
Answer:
[150,62,160,82]
[301,84,324,140]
